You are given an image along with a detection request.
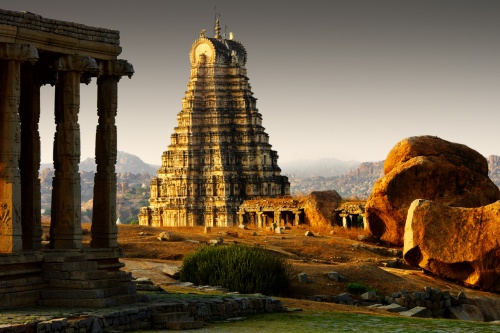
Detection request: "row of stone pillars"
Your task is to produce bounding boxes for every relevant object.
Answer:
[0,42,133,253]
[237,210,301,228]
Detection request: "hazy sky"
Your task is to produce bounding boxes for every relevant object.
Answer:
[3,1,500,165]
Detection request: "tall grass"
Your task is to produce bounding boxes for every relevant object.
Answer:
[179,244,291,296]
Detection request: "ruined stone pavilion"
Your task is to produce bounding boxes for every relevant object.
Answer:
[139,21,290,227]
[0,9,136,308]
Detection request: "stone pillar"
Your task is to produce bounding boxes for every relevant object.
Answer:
[257,212,263,228]
[50,55,98,249]
[340,213,348,228]
[294,211,300,226]
[0,44,38,253]
[237,211,245,225]
[274,211,281,226]
[19,62,44,250]
[91,60,133,248]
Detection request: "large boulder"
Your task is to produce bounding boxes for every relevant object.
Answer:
[303,190,342,228]
[404,199,500,292]
[365,136,500,245]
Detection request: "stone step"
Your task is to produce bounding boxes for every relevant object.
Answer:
[69,270,110,280]
[41,284,133,299]
[48,278,112,289]
[42,261,98,272]
[43,269,110,281]
[40,294,140,308]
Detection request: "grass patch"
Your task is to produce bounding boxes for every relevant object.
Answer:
[199,311,500,333]
[179,244,292,296]
[346,282,376,295]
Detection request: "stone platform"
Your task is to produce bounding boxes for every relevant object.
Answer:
[0,292,284,332]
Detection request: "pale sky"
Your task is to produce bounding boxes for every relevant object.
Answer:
[3,1,500,165]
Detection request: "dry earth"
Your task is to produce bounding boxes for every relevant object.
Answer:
[74,223,499,314]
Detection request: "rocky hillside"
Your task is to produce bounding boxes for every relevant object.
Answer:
[287,161,384,199]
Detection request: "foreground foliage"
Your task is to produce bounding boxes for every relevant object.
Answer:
[179,244,291,296]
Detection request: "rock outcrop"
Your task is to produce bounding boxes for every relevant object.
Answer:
[365,136,500,245]
[303,190,342,228]
[404,199,500,292]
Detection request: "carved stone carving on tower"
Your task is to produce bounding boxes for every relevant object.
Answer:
[139,25,290,227]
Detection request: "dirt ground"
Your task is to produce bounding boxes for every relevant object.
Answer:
[76,223,498,313]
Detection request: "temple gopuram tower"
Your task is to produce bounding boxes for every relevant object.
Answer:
[139,21,290,227]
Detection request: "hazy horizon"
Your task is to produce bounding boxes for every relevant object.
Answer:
[2,1,500,165]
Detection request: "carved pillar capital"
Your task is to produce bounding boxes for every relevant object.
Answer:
[0,43,38,63]
[54,55,99,84]
[99,59,134,79]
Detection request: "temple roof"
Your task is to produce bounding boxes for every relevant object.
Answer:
[190,30,247,66]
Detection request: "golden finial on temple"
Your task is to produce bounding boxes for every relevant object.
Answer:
[200,29,206,38]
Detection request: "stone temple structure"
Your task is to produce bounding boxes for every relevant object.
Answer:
[0,9,136,308]
[139,21,290,227]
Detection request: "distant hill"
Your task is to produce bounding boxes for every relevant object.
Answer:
[78,151,159,174]
[41,151,159,175]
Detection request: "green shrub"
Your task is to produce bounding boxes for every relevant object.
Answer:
[179,244,291,296]
[346,282,376,295]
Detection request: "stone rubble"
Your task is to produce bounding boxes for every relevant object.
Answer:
[306,286,496,321]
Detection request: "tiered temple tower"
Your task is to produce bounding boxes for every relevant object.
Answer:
[139,21,290,227]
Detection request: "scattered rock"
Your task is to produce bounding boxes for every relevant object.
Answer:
[162,264,181,279]
[208,237,223,245]
[332,293,352,304]
[275,227,283,234]
[297,273,310,284]
[379,303,407,313]
[399,306,431,318]
[448,304,485,322]
[134,277,153,285]
[158,231,184,242]
[325,271,348,282]
[238,224,247,230]
[204,226,211,234]
[304,231,314,237]
[366,135,500,246]
[361,291,379,302]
